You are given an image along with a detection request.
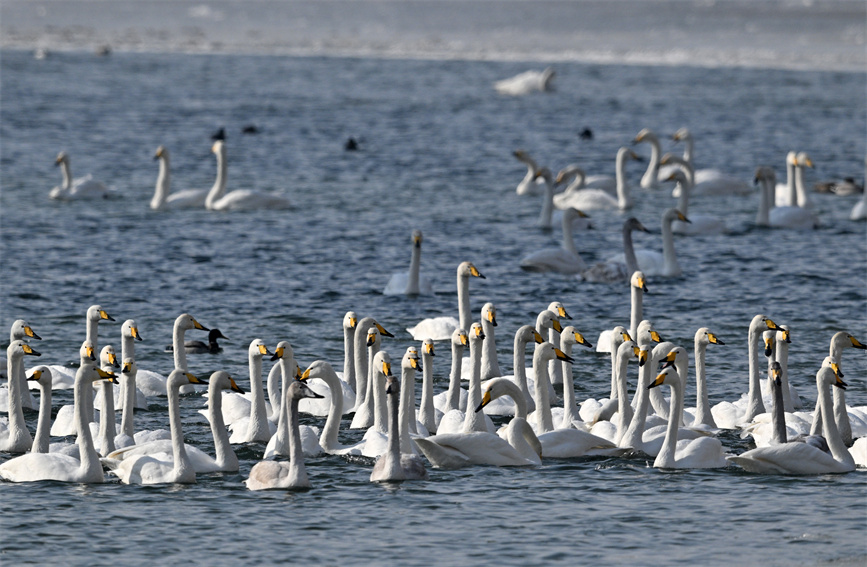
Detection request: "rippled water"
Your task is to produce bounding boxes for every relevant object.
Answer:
[1,49,865,565]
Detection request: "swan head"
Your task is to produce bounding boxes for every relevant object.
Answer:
[795,152,813,168]
[754,166,776,186]
[536,310,562,334]
[100,345,120,369]
[205,370,243,393]
[751,314,782,334]
[452,328,469,348]
[422,338,435,358]
[374,321,394,338]
[818,364,847,391]
[648,366,678,389]
[270,340,293,362]
[476,377,522,413]
[80,340,96,362]
[616,147,643,163]
[470,322,486,342]
[632,128,657,144]
[671,128,691,142]
[289,379,324,400]
[763,330,775,358]
[695,327,725,347]
[610,326,629,352]
[533,167,554,184]
[617,339,638,362]
[482,303,497,328]
[663,208,690,225]
[403,347,421,372]
[770,361,783,389]
[55,151,69,165]
[248,339,271,359]
[121,319,143,341]
[154,145,168,161]
[535,341,573,364]
[660,346,687,371]
[786,151,798,166]
[777,325,791,345]
[412,230,423,248]
[384,374,399,396]
[343,311,358,331]
[367,327,381,348]
[87,304,115,323]
[547,301,571,321]
[664,169,690,185]
[637,320,661,346]
[176,313,209,333]
[513,149,538,170]
[211,140,225,155]
[630,271,648,293]
[458,261,485,280]
[373,351,393,380]
[121,358,137,376]
[26,366,52,387]
[832,331,866,352]
[10,319,41,341]
[623,217,649,235]
[94,366,119,384]
[555,165,585,186]
[561,326,592,349]
[167,369,207,390]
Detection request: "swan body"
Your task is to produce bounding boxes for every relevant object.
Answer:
[755,166,818,230]
[607,209,688,278]
[2,320,40,411]
[150,146,208,210]
[50,151,112,200]
[407,261,485,340]
[205,140,291,211]
[494,67,555,96]
[728,366,855,474]
[669,128,752,196]
[226,340,274,444]
[265,343,325,458]
[370,350,428,482]
[246,380,324,490]
[0,358,115,483]
[383,230,433,295]
[513,150,542,195]
[553,148,639,210]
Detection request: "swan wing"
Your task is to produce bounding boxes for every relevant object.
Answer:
[537,428,623,458]
[407,316,459,341]
[211,190,291,211]
[553,188,617,211]
[165,189,208,209]
[520,248,585,275]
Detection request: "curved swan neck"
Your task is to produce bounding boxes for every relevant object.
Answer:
[463,338,486,432]
[533,348,554,433]
[540,178,555,228]
[315,364,343,451]
[623,226,639,276]
[446,341,464,411]
[640,136,661,188]
[32,382,52,453]
[208,379,237,469]
[151,154,170,210]
[205,143,228,208]
[817,371,854,466]
[60,159,73,189]
[407,242,422,295]
[615,149,633,208]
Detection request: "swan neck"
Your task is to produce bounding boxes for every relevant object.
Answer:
[172,320,188,371]
[540,181,555,228]
[86,317,99,353]
[419,354,436,432]
[533,349,554,433]
[676,180,690,216]
[386,389,402,470]
[657,378,683,467]
[352,320,372,409]
[559,344,577,427]
[120,370,136,438]
[771,378,787,444]
[32,383,52,453]
[463,339,486,432]
[756,177,771,225]
[208,379,237,469]
[693,342,716,427]
[61,160,73,188]
[682,136,694,163]
[407,244,422,295]
[615,351,633,430]
[287,396,307,482]
[399,367,415,452]
[5,353,27,438]
[249,354,269,436]
[317,365,343,451]
[482,319,500,380]
[621,359,652,449]
[661,214,680,276]
[615,150,632,207]
[446,342,464,412]
[457,274,471,332]
[623,226,639,276]
[152,156,170,209]
[205,145,228,207]
[817,374,852,465]
[561,217,579,256]
[630,287,642,342]
[371,354,387,434]
[74,371,101,477]
[343,326,356,389]
[97,380,117,455]
[745,323,766,421]
[786,159,797,206]
[641,137,661,188]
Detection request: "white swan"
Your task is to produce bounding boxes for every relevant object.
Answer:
[204,140,292,211]
[437,323,497,435]
[106,370,243,474]
[662,168,726,235]
[94,345,120,456]
[555,163,616,197]
[265,342,324,458]
[580,217,649,283]
[553,147,639,210]
[648,366,728,469]
[755,166,819,230]
[683,327,725,429]
[49,151,112,200]
[383,229,433,296]
[793,152,816,209]
[133,313,209,397]
[774,151,799,207]
[246,380,324,490]
[407,261,485,341]
[633,129,664,190]
[669,128,752,196]
[479,325,544,417]
[608,209,689,278]
[433,328,469,416]
[0,341,42,453]
[349,317,393,415]
[595,271,646,353]
[150,146,208,210]
[710,314,782,428]
[370,351,428,482]
[350,325,386,430]
[225,340,275,443]
[415,377,542,468]
[494,67,555,96]
[728,366,855,474]
[520,207,588,274]
[105,369,206,484]
[810,332,867,445]
[417,338,438,433]
[2,319,40,411]
[850,158,867,220]
[25,366,53,454]
[513,150,542,195]
[117,319,148,411]
[0,359,115,483]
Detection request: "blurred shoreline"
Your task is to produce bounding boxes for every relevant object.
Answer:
[1,0,865,72]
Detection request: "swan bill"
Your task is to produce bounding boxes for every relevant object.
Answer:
[257,343,271,356]
[191,318,210,332]
[553,348,574,364]
[21,344,41,357]
[637,349,648,367]
[648,371,667,389]
[99,309,115,322]
[764,336,774,357]
[424,341,435,356]
[23,325,41,340]
[533,330,545,344]
[476,390,492,413]
[131,326,143,341]
[849,335,866,349]
[375,322,394,338]
[573,331,592,349]
[271,346,284,361]
[552,319,563,333]
[707,332,725,345]
[26,369,44,381]
[650,330,662,343]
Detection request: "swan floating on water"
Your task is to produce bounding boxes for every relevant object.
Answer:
[407,261,485,341]
[150,146,209,210]
[553,147,640,211]
[494,67,555,96]
[755,166,819,230]
[383,230,433,296]
[50,151,112,200]
[669,128,752,196]
[205,140,292,211]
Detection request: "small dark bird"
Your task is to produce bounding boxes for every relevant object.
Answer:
[211,127,226,141]
[165,328,229,355]
[345,137,359,151]
[242,124,259,135]
[579,128,594,140]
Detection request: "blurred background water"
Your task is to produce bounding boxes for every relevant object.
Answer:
[1,1,866,565]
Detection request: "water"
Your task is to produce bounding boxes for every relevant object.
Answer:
[1,4,867,566]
